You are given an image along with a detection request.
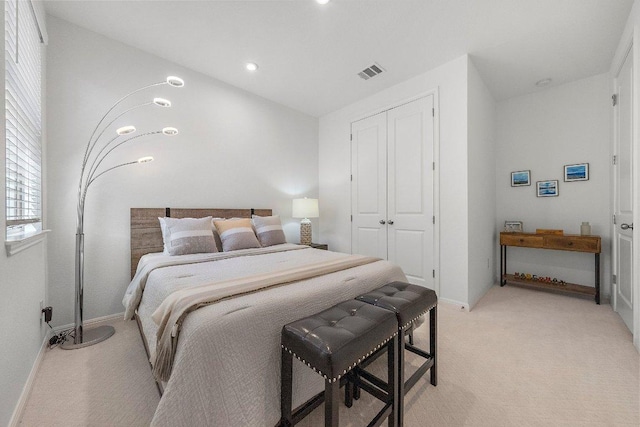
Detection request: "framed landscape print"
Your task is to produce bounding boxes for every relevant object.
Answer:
[537,180,559,197]
[564,163,589,182]
[511,170,531,187]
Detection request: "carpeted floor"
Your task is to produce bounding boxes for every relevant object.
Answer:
[19,285,640,426]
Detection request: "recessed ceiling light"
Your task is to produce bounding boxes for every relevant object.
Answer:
[246,62,259,72]
[535,78,552,87]
[316,0,330,4]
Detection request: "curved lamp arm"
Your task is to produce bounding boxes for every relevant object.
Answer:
[86,157,154,192]
[86,130,162,185]
[81,75,183,164]
[78,157,154,227]
[77,127,178,229]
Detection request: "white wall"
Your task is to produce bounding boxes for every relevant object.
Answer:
[495,74,611,296]
[45,16,319,326]
[610,0,640,350]
[467,58,497,308]
[319,55,470,306]
[0,2,49,425]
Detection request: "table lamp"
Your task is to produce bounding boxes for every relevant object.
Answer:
[292,198,319,245]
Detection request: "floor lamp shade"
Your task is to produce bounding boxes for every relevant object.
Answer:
[292,198,319,245]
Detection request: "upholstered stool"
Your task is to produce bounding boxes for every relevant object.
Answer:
[280,300,399,427]
[354,282,438,426]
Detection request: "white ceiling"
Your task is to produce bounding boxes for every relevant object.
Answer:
[44,0,634,117]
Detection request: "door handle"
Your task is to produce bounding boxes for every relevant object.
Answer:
[379,220,386,225]
[388,220,394,225]
[621,223,634,230]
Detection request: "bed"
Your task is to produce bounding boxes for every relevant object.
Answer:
[126,207,407,426]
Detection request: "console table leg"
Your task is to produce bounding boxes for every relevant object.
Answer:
[500,245,507,286]
[595,253,600,304]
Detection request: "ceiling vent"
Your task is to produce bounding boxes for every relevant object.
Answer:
[357,63,385,80]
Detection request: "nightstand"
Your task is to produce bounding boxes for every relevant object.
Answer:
[309,243,328,250]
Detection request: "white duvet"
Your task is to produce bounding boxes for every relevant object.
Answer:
[127,244,406,426]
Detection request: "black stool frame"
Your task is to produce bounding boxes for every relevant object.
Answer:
[280,334,399,427]
[347,306,437,426]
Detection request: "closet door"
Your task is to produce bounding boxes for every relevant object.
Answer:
[351,112,387,258]
[387,96,434,288]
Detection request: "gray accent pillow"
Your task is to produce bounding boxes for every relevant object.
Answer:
[164,216,217,256]
[213,218,261,252]
[252,215,286,247]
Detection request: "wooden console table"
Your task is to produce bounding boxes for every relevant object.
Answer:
[499,232,601,304]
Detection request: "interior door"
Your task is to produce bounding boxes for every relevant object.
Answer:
[614,48,634,333]
[387,96,434,288]
[351,112,387,258]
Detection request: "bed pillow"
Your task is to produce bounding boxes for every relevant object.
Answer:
[163,216,217,256]
[158,217,170,254]
[252,215,286,247]
[213,218,261,252]
[209,217,224,252]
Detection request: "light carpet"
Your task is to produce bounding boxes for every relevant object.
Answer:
[19,285,639,426]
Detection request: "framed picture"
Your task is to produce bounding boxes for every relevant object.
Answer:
[511,170,531,187]
[564,163,589,182]
[504,221,523,232]
[537,180,559,197]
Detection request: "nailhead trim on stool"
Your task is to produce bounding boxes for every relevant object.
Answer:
[280,300,399,427]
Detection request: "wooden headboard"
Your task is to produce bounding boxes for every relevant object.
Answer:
[130,207,272,279]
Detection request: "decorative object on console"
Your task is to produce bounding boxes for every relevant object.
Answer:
[564,163,589,182]
[292,198,319,245]
[504,221,523,232]
[510,170,531,187]
[64,76,183,350]
[536,180,558,197]
[581,222,591,236]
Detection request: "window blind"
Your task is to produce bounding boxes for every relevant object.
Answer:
[5,0,43,227]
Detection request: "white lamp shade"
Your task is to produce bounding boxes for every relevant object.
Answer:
[292,198,319,219]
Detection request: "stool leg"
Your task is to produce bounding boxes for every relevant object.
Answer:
[430,306,437,386]
[280,348,293,426]
[325,379,339,427]
[406,324,414,346]
[388,334,399,427]
[398,328,405,427]
[353,370,361,400]
[344,374,353,408]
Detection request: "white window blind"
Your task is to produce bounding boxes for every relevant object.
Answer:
[5,0,43,229]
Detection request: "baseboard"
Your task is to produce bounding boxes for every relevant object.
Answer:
[8,331,50,427]
[438,297,469,311]
[52,311,124,333]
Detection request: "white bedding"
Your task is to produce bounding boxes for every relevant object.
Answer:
[128,244,407,426]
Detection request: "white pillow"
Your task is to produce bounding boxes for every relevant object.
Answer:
[158,217,170,254]
[160,216,217,256]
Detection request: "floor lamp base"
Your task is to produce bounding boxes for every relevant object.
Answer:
[60,325,115,350]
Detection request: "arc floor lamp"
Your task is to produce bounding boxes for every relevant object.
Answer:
[61,76,184,349]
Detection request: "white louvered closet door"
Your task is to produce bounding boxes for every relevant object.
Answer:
[351,96,435,289]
